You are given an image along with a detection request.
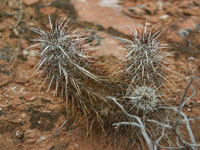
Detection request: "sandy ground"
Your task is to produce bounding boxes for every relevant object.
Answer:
[0,0,200,149]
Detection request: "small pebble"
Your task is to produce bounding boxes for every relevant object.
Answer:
[26,129,36,138]
[0,24,6,32]
[74,143,79,148]
[16,130,20,137]
[11,86,17,93]
[27,138,36,144]
[156,1,164,10]
[16,130,24,139]
[37,136,46,142]
[188,57,195,61]
[160,14,169,20]
[187,108,191,112]
[71,137,77,142]
[21,113,26,118]
[178,29,192,38]
[23,50,29,56]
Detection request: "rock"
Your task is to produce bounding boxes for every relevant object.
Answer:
[71,0,132,34]
[39,6,56,15]
[160,14,169,20]
[24,94,36,102]
[27,96,36,101]
[128,7,145,15]
[8,0,19,9]
[71,136,77,142]
[21,113,26,118]
[23,0,39,6]
[0,24,6,32]
[177,18,198,38]
[27,138,36,144]
[92,31,124,57]
[15,129,24,141]
[178,29,193,38]
[188,57,195,61]
[49,104,60,110]
[146,1,157,15]
[37,135,46,142]
[74,143,79,148]
[156,0,164,10]
[26,129,37,138]
[11,86,17,93]
[22,50,29,56]
[166,17,198,43]
[99,0,122,9]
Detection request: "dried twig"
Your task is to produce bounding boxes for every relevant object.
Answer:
[13,4,23,36]
[108,96,153,150]
[111,76,200,150]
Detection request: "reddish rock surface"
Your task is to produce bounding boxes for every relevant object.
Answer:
[0,0,200,150]
[72,0,133,34]
[24,0,39,6]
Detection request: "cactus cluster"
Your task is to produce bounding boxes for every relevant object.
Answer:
[28,17,172,144]
[117,23,170,114]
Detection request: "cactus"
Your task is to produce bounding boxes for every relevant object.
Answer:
[27,16,100,98]
[127,86,159,113]
[118,22,171,94]
[27,16,127,136]
[27,17,175,148]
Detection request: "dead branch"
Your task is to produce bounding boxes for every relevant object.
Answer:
[110,76,200,150]
[108,96,153,150]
